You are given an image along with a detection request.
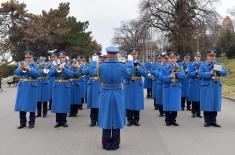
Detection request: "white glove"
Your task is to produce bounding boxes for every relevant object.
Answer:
[43,68,50,74]
[92,55,99,62]
[127,55,133,61]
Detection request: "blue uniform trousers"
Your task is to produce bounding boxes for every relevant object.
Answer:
[56,113,67,125]
[126,110,140,124]
[191,101,201,116]
[165,111,177,123]
[36,102,48,116]
[19,111,35,126]
[90,108,99,126]
[203,111,217,124]
[181,97,191,110]
[69,105,79,117]
[102,129,120,150]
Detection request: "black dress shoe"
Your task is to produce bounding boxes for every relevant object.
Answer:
[36,115,41,118]
[171,122,179,126]
[73,114,77,117]
[204,123,210,127]
[68,114,73,117]
[17,125,26,129]
[187,108,192,111]
[90,123,96,127]
[103,145,112,150]
[166,123,171,126]
[43,114,47,118]
[54,124,62,128]
[127,122,132,126]
[192,115,196,118]
[160,113,164,117]
[62,123,68,127]
[28,124,34,129]
[133,122,140,126]
[197,115,202,118]
[211,123,221,128]
[112,145,119,150]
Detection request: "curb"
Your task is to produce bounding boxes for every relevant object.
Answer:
[223,96,235,102]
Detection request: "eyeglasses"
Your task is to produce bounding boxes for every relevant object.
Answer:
[59,57,66,59]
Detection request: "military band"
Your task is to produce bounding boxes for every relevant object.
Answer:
[14,48,228,150]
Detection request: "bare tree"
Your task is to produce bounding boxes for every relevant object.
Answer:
[112,19,148,50]
[140,0,220,54]
[112,18,161,60]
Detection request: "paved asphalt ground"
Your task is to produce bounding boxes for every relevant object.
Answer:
[0,87,235,155]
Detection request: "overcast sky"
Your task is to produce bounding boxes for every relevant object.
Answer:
[0,0,235,51]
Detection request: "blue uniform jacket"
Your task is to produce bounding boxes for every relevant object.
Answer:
[48,65,73,113]
[98,58,133,129]
[144,62,153,89]
[199,61,227,112]
[37,66,50,102]
[179,61,190,97]
[15,62,40,112]
[188,61,201,102]
[70,67,82,105]
[125,60,147,110]
[161,63,186,111]
[82,61,101,109]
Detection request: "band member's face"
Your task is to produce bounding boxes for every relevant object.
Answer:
[59,55,67,62]
[163,57,168,63]
[157,57,162,62]
[25,56,33,63]
[50,55,57,61]
[39,60,45,65]
[168,56,177,64]
[184,56,190,61]
[131,51,138,59]
[207,54,216,61]
[194,55,201,61]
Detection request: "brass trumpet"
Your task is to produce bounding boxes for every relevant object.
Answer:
[19,61,30,73]
[170,65,179,86]
[53,59,64,73]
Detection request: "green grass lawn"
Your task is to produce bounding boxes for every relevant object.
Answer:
[219,57,235,98]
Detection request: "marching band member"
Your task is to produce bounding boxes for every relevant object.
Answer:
[179,54,191,111]
[36,56,50,118]
[188,51,202,118]
[153,53,168,117]
[69,58,82,117]
[144,56,153,99]
[82,51,101,127]
[100,54,107,62]
[150,55,159,110]
[15,51,40,129]
[199,50,227,127]
[48,51,73,128]
[125,48,147,126]
[78,56,88,110]
[161,52,186,126]
[98,46,133,150]
[47,51,58,110]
